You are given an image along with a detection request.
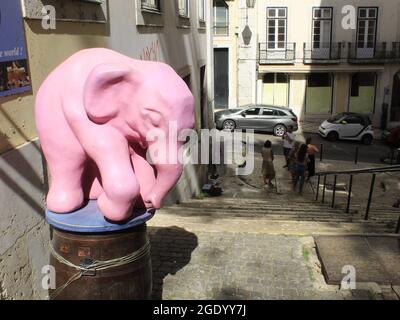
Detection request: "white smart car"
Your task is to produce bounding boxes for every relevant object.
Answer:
[319,113,374,145]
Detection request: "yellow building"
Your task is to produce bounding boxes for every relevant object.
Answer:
[215,0,400,128]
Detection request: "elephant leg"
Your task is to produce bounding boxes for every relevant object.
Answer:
[88,177,103,200]
[130,144,157,209]
[46,156,86,213]
[83,161,104,200]
[39,111,87,213]
[87,131,141,222]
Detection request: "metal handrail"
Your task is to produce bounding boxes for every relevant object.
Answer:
[315,165,400,232]
[316,165,400,177]
[303,42,342,62]
[259,42,296,64]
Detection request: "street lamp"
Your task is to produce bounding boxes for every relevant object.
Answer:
[246,0,256,8]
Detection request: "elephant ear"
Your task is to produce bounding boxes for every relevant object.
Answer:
[84,63,136,124]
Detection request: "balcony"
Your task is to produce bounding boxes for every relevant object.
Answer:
[259,42,296,65]
[213,25,229,36]
[389,42,400,62]
[303,43,342,64]
[348,42,391,64]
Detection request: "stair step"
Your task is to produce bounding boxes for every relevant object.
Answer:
[161,208,397,222]
[185,198,400,213]
[174,203,400,216]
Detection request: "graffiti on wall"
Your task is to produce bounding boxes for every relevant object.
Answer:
[139,40,161,61]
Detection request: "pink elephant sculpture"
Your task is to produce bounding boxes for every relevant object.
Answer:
[35,48,195,222]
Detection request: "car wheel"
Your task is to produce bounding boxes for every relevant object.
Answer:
[327,131,339,142]
[223,120,236,131]
[362,134,373,145]
[274,124,287,137]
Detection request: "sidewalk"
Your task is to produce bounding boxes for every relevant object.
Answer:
[149,228,357,300]
[147,142,400,300]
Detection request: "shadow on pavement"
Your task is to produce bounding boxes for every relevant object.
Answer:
[148,226,198,300]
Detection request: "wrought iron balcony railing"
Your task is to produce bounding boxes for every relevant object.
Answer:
[259,42,296,64]
[389,42,400,61]
[303,43,342,64]
[348,42,390,63]
[213,25,229,36]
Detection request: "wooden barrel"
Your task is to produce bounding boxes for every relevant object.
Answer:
[49,223,152,300]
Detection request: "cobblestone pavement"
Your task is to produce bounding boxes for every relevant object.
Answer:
[148,227,360,300]
[146,134,400,300]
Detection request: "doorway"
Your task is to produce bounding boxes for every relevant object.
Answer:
[214,48,229,109]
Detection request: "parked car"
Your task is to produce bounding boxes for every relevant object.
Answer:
[214,105,299,136]
[318,112,374,145]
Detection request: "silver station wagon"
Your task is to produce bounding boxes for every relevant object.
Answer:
[215,105,299,136]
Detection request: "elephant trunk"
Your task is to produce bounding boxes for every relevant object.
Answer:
[144,163,183,209]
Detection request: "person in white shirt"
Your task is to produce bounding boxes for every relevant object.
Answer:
[282,125,296,169]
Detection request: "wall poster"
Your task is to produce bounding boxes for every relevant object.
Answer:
[0,1,31,97]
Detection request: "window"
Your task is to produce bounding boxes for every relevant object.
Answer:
[345,116,363,124]
[390,71,400,121]
[350,73,376,97]
[357,8,377,49]
[308,73,332,87]
[267,8,287,49]
[214,0,229,35]
[245,108,261,116]
[349,73,376,113]
[199,0,206,21]
[312,7,332,49]
[275,110,287,116]
[306,73,333,114]
[200,66,207,128]
[141,0,161,12]
[262,109,275,116]
[179,0,189,18]
[262,73,289,107]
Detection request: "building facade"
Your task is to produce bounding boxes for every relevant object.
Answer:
[0,0,213,299]
[216,0,400,128]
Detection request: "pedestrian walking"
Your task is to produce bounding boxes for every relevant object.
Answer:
[261,140,276,188]
[289,141,301,183]
[282,125,296,169]
[293,144,309,195]
[306,137,319,181]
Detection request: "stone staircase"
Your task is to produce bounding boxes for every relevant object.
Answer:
[157,174,400,235]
